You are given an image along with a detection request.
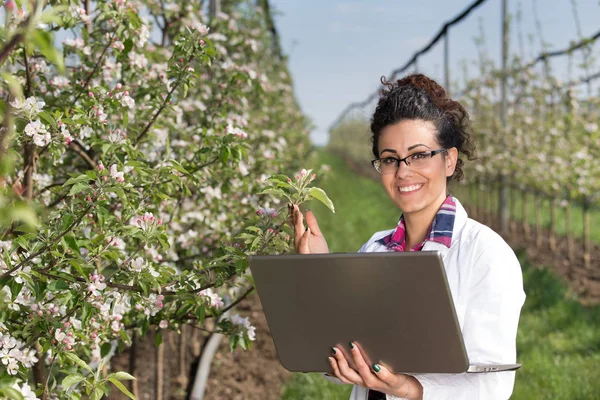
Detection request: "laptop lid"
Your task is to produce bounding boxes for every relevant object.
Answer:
[248,251,471,374]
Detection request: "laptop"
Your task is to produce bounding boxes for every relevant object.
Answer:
[248,251,520,374]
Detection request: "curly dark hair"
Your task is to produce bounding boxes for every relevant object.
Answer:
[370,73,476,182]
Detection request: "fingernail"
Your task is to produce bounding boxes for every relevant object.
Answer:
[372,363,381,373]
[328,357,335,363]
[306,208,311,212]
[330,347,336,355]
[349,341,355,350]
[305,227,309,231]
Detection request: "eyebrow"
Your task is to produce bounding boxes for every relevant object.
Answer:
[380,144,431,155]
[407,143,431,151]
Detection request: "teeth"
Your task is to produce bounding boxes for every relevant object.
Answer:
[398,184,423,192]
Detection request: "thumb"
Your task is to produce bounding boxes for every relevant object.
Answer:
[372,363,402,389]
[305,209,323,236]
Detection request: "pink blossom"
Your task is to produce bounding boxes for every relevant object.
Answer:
[159,320,168,329]
[226,125,248,139]
[110,164,125,183]
[4,0,16,12]
[97,163,104,171]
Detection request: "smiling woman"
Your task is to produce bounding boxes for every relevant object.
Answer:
[291,74,526,400]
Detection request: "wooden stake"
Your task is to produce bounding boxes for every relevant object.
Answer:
[583,202,591,268]
[157,332,164,400]
[535,194,542,247]
[130,332,139,398]
[522,190,529,235]
[549,199,557,251]
[565,204,573,262]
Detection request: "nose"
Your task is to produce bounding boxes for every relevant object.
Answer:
[395,160,412,179]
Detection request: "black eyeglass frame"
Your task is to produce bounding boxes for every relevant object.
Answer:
[371,149,448,174]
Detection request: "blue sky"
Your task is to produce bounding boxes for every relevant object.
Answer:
[271,0,600,145]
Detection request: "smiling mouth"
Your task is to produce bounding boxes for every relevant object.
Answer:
[397,184,424,193]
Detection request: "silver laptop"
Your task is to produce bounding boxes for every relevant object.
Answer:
[248,251,520,374]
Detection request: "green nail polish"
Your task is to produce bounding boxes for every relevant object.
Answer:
[349,341,355,349]
[372,363,381,373]
[331,347,336,355]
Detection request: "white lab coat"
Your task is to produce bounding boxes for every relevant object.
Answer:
[324,197,526,400]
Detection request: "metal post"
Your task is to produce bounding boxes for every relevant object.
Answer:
[499,0,509,235]
[444,30,450,95]
[209,0,220,19]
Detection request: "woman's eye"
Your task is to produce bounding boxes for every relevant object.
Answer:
[411,152,429,160]
[382,158,398,165]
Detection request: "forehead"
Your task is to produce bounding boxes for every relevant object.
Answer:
[378,120,439,151]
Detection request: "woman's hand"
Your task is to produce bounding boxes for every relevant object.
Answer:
[328,342,423,400]
[289,204,329,254]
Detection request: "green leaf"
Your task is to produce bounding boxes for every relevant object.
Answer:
[40,5,69,24]
[1,73,24,100]
[62,374,86,389]
[63,234,80,253]
[32,29,64,73]
[64,352,92,372]
[259,187,285,196]
[48,280,69,291]
[90,387,103,400]
[101,342,112,358]
[307,187,335,213]
[38,111,58,130]
[7,203,38,226]
[119,329,131,345]
[108,377,136,400]
[68,183,89,196]
[107,371,136,381]
[0,387,24,400]
[155,331,163,346]
[64,174,93,186]
[219,147,230,164]
[169,160,190,175]
[195,305,205,324]
[61,214,74,231]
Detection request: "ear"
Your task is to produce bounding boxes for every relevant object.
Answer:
[445,147,458,178]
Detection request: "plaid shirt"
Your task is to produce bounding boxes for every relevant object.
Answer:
[377,195,456,252]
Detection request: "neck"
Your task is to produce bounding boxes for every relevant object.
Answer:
[404,195,448,249]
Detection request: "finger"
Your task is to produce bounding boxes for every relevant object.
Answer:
[293,205,305,249]
[332,345,364,385]
[329,357,353,385]
[305,209,323,236]
[372,363,403,389]
[349,341,377,386]
[298,227,311,254]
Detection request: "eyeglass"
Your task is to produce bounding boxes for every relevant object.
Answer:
[371,149,447,175]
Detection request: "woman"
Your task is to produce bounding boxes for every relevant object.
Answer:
[290,74,526,400]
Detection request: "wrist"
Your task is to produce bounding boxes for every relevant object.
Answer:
[391,375,422,400]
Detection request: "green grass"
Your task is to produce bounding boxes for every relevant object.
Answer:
[280,150,600,400]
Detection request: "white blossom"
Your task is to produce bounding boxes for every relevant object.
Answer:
[230,314,256,341]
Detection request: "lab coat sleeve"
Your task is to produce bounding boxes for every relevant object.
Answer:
[408,243,526,400]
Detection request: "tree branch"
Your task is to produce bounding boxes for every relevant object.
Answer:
[134,54,194,145]
[68,141,95,169]
[0,202,95,279]
[73,31,116,104]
